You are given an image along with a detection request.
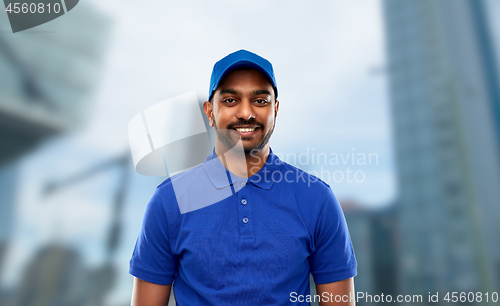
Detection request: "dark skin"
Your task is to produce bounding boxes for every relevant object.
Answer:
[131,69,355,305]
[203,69,279,178]
[131,278,171,306]
[316,278,355,306]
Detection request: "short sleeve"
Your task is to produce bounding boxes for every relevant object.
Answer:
[129,187,178,285]
[310,188,357,284]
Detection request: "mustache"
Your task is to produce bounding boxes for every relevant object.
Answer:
[226,119,264,130]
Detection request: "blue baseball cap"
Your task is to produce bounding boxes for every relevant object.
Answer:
[209,49,278,101]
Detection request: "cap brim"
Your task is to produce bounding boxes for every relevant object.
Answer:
[210,60,278,100]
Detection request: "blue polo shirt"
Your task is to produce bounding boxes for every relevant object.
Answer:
[129,148,357,305]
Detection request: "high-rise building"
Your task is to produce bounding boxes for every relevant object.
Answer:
[383,0,500,299]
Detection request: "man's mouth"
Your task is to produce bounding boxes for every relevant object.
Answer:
[232,126,260,136]
[235,127,257,132]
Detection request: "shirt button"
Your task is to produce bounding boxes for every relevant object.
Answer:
[242,217,249,224]
[241,182,246,187]
[241,199,247,205]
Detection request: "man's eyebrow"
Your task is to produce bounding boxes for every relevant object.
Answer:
[252,89,272,96]
[219,88,240,95]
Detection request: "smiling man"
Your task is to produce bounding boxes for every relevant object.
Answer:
[129,50,357,306]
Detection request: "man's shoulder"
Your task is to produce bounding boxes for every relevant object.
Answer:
[273,161,335,206]
[278,161,331,190]
[276,161,341,232]
[155,163,206,199]
[154,161,228,214]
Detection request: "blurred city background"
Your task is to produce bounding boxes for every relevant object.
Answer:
[0,0,499,305]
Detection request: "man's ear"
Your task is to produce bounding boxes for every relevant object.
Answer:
[274,99,279,118]
[203,101,214,127]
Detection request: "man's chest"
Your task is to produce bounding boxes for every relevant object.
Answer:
[171,192,313,286]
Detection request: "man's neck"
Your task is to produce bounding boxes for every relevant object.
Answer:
[214,144,270,178]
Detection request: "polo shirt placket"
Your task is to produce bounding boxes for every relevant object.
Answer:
[206,149,282,242]
[237,181,254,239]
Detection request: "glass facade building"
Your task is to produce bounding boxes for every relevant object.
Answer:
[383,0,500,298]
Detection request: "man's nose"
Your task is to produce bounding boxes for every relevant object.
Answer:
[235,100,255,121]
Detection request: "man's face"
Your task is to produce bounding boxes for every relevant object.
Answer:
[204,69,279,155]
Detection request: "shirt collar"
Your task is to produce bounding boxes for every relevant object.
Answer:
[202,147,283,190]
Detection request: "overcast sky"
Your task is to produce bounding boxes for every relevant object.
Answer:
[79,0,394,205]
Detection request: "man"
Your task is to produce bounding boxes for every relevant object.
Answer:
[130,50,357,305]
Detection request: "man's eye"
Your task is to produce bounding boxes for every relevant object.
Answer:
[223,98,236,103]
[255,99,268,104]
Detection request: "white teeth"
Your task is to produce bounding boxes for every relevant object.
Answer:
[236,127,256,132]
